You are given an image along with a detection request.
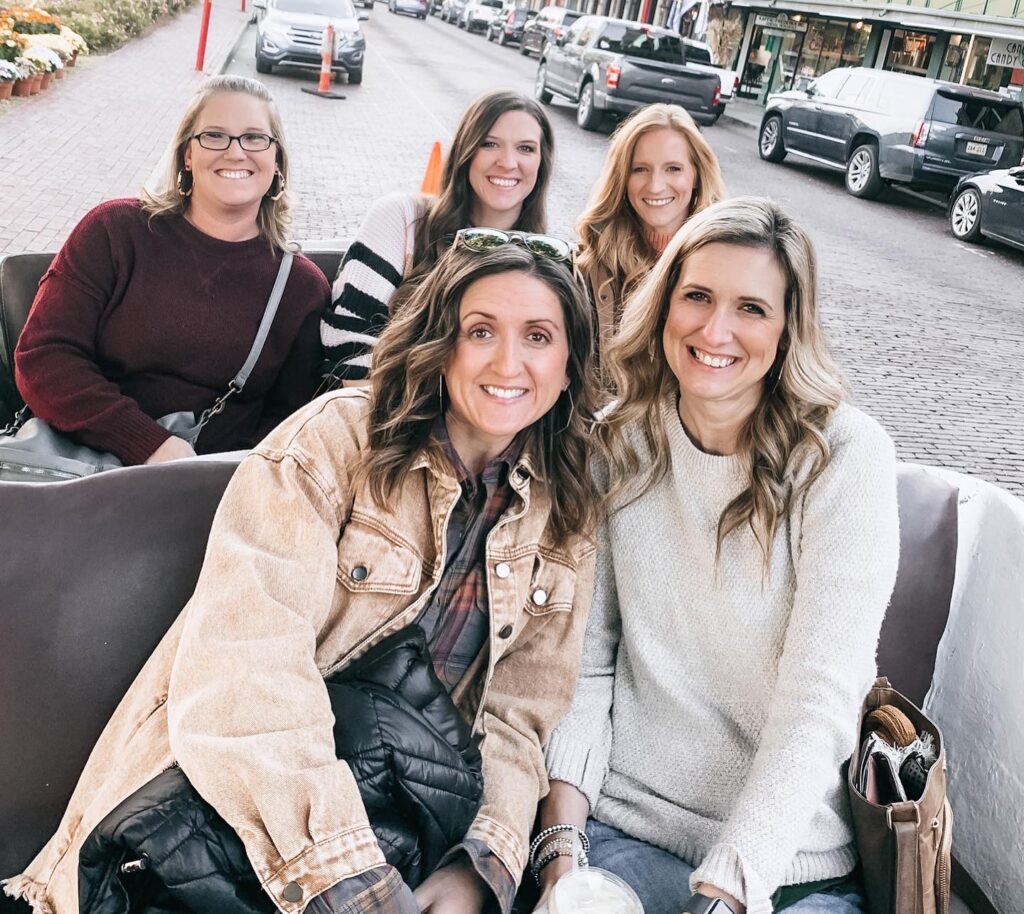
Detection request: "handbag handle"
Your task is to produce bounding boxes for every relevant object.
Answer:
[891,805,922,912]
[193,251,294,431]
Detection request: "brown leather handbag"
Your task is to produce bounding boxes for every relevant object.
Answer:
[847,677,952,914]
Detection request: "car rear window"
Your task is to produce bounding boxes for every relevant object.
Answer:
[563,10,581,24]
[684,43,713,65]
[932,92,1024,137]
[597,24,682,62]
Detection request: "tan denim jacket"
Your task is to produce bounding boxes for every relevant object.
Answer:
[10,390,596,914]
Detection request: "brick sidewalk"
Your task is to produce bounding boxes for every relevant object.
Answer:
[0,0,248,257]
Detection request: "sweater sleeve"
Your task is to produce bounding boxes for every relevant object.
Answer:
[13,206,173,464]
[319,193,420,383]
[544,520,621,809]
[167,399,388,909]
[690,415,900,914]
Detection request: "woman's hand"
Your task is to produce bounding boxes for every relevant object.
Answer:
[145,436,197,464]
[533,854,575,910]
[695,883,746,914]
[414,859,489,914]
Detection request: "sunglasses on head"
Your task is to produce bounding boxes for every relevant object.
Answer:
[454,228,575,264]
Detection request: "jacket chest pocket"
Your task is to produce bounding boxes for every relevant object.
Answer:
[337,521,423,595]
[522,552,577,618]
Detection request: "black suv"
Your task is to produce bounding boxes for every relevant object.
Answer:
[758,67,1024,200]
[487,4,534,45]
[519,4,581,58]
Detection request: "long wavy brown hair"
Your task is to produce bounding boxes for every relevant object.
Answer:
[365,243,600,546]
[390,90,555,311]
[601,197,845,562]
[576,104,725,317]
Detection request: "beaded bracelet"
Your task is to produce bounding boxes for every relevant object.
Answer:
[533,849,576,885]
[528,823,591,867]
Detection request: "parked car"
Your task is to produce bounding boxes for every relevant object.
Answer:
[519,4,581,58]
[389,0,427,17]
[535,16,720,130]
[681,37,737,121]
[486,4,535,45]
[439,0,468,22]
[459,0,501,31]
[758,67,1024,201]
[948,165,1024,252]
[254,0,368,84]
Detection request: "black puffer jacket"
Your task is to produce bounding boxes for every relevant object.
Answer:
[78,626,483,914]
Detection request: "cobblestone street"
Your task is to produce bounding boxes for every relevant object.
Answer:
[2,5,1022,494]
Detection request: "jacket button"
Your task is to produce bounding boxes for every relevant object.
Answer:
[532,588,548,606]
[282,882,303,903]
[495,562,511,579]
[351,565,369,582]
[498,624,514,639]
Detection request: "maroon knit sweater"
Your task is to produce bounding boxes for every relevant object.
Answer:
[15,199,330,465]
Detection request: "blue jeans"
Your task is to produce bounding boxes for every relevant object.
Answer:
[586,820,865,914]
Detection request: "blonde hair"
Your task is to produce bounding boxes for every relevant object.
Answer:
[366,243,601,546]
[140,76,293,251]
[576,104,725,314]
[601,197,845,562]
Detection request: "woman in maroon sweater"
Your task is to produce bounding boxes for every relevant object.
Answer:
[15,75,329,466]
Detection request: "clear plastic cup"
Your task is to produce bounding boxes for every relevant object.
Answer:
[536,867,644,914]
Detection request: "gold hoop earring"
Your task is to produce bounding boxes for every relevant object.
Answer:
[266,169,286,202]
[176,168,193,198]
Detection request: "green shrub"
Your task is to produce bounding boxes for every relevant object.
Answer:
[44,0,197,51]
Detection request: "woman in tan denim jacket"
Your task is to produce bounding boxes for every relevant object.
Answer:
[6,240,601,914]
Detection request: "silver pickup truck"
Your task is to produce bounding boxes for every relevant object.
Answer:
[535,16,721,130]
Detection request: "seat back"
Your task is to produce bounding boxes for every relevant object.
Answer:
[0,252,54,421]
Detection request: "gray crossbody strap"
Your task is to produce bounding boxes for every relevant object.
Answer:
[234,250,294,391]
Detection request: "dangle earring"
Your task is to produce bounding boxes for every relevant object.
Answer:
[560,387,575,434]
[176,167,193,198]
[266,168,286,202]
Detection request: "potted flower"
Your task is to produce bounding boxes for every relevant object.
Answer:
[0,59,19,100]
[23,46,60,89]
[59,25,87,65]
[14,53,42,93]
[24,32,71,76]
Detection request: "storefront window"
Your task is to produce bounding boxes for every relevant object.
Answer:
[794,18,872,80]
[883,29,936,77]
[841,21,871,68]
[739,17,806,99]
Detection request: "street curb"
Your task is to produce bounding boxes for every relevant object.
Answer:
[720,111,758,131]
[211,15,252,75]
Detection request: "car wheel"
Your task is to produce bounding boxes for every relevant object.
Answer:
[577,81,602,131]
[255,49,272,74]
[519,40,530,56]
[950,187,983,243]
[845,143,884,200]
[758,115,786,163]
[497,29,507,45]
[534,62,553,105]
[348,68,363,85]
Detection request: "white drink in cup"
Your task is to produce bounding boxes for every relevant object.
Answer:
[535,867,644,914]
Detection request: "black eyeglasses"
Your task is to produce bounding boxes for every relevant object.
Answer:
[191,131,278,152]
[454,228,575,264]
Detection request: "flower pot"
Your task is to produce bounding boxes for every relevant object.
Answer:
[12,77,32,97]
[67,52,77,67]
[29,74,42,94]
[55,67,65,79]
[40,71,53,89]
[0,81,13,101]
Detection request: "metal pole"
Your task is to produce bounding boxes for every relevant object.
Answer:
[195,0,213,71]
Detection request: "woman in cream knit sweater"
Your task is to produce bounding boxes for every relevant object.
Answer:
[534,198,900,914]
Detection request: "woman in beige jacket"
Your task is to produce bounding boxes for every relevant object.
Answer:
[5,238,601,914]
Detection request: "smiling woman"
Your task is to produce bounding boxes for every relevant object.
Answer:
[13,75,329,466]
[319,89,555,385]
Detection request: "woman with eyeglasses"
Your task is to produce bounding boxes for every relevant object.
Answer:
[532,199,899,914]
[577,103,725,345]
[320,89,555,385]
[9,238,603,914]
[14,75,328,466]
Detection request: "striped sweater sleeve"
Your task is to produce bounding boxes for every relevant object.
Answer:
[319,192,423,383]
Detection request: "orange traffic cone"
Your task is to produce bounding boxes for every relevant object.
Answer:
[302,23,346,98]
[420,141,443,195]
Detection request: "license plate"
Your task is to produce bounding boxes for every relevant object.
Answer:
[965,141,988,156]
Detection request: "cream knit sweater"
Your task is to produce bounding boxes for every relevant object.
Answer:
[546,395,900,914]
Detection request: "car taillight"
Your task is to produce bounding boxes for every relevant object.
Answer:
[606,65,621,89]
[911,119,931,148]
[713,83,720,108]
[552,26,563,40]
[732,76,739,93]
